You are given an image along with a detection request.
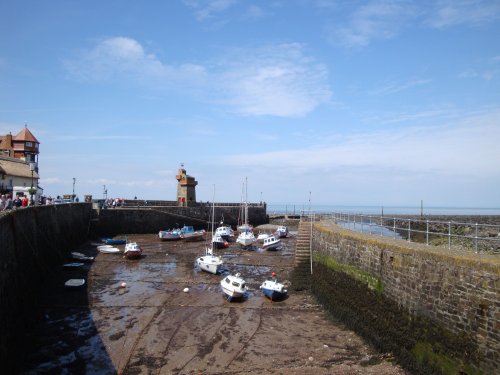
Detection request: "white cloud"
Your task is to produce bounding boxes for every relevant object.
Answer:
[425,0,500,28]
[64,37,206,85]
[223,109,500,177]
[64,38,331,118]
[330,0,417,47]
[214,43,332,117]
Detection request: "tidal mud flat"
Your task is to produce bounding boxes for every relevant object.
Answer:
[19,230,407,374]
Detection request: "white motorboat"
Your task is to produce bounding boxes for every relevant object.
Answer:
[215,223,234,240]
[220,273,247,299]
[262,235,281,250]
[124,242,143,259]
[275,225,289,238]
[257,232,270,243]
[260,273,288,301]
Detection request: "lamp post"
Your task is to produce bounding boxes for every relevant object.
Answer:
[72,177,76,201]
[29,162,36,205]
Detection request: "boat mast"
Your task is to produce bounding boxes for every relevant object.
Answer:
[244,177,248,225]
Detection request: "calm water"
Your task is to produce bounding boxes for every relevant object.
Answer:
[267,204,500,216]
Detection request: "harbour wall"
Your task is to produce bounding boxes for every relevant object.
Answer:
[90,205,268,236]
[311,222,499,374]
[0,203,267,371]
[0,203,93,371]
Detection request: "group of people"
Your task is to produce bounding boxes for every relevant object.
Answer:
[0,193,31,211]
[0,194,71,211]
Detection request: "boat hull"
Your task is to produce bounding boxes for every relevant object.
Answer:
[124,251,142,260]
[196,256,223,274]
[261,287,287,301]
[260,280,288,301]
[220,274,247,300]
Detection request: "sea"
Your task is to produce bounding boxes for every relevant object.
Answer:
[266,204,500,216]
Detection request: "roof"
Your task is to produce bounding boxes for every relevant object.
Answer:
[0,134,13,150]
[14,126,39,143]
[0,156,39,179]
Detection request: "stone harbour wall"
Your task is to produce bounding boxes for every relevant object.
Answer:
[91,205,268,237]
[0,203,92,371]
[311,222,499,374]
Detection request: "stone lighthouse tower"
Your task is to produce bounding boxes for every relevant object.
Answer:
[176,164,197,207]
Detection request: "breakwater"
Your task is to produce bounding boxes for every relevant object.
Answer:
[311,221,499,374]
[90,204,268,236]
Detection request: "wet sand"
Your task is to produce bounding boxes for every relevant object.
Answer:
[20,231,407,374]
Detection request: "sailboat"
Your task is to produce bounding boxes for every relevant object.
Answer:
[195,186,224,275]
[236,177,256,247]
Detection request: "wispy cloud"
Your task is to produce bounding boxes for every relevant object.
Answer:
[183,0,238,21]
[223,109,500,177]
[64,38,331,118]
[457,55,500,81]
[369,78,432,95]
[328,0,417,47]
[425,0,500,28]
[214,43,332,117]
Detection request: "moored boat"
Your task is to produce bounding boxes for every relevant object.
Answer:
[196,246,223,274]
[196,186,225,274]
[220,273,247,300]
[215,223,234,241]
[236,229,256,247]
[97,245,121,253]
[257,232,270,243]
[212,233,229,249]
[262,235,281,250]
[102,237,127,245]
[275,225,289,238]
[260,272,288,301]
[180,225,206,241]
[124,242,143,259]
[158,228,182,240]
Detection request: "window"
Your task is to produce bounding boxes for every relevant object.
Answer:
[26,142,33,147]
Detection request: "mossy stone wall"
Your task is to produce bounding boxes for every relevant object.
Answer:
[312,223,499,374]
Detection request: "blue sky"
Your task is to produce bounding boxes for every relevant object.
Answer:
[1,0,499,207]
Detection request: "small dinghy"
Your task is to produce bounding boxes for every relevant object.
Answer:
[98,245,121,254]
[63,262,84,268]
[71,252,94,261]
[65,279,86,288]
[102,238,127,245]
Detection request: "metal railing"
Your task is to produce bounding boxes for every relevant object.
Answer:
[322,213,500,254]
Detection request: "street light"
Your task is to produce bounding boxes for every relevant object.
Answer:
[72,177,76,201]
[29,162,37,205]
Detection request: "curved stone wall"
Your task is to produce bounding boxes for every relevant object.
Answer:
[311,222,499,374]
[0,203,93,371]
